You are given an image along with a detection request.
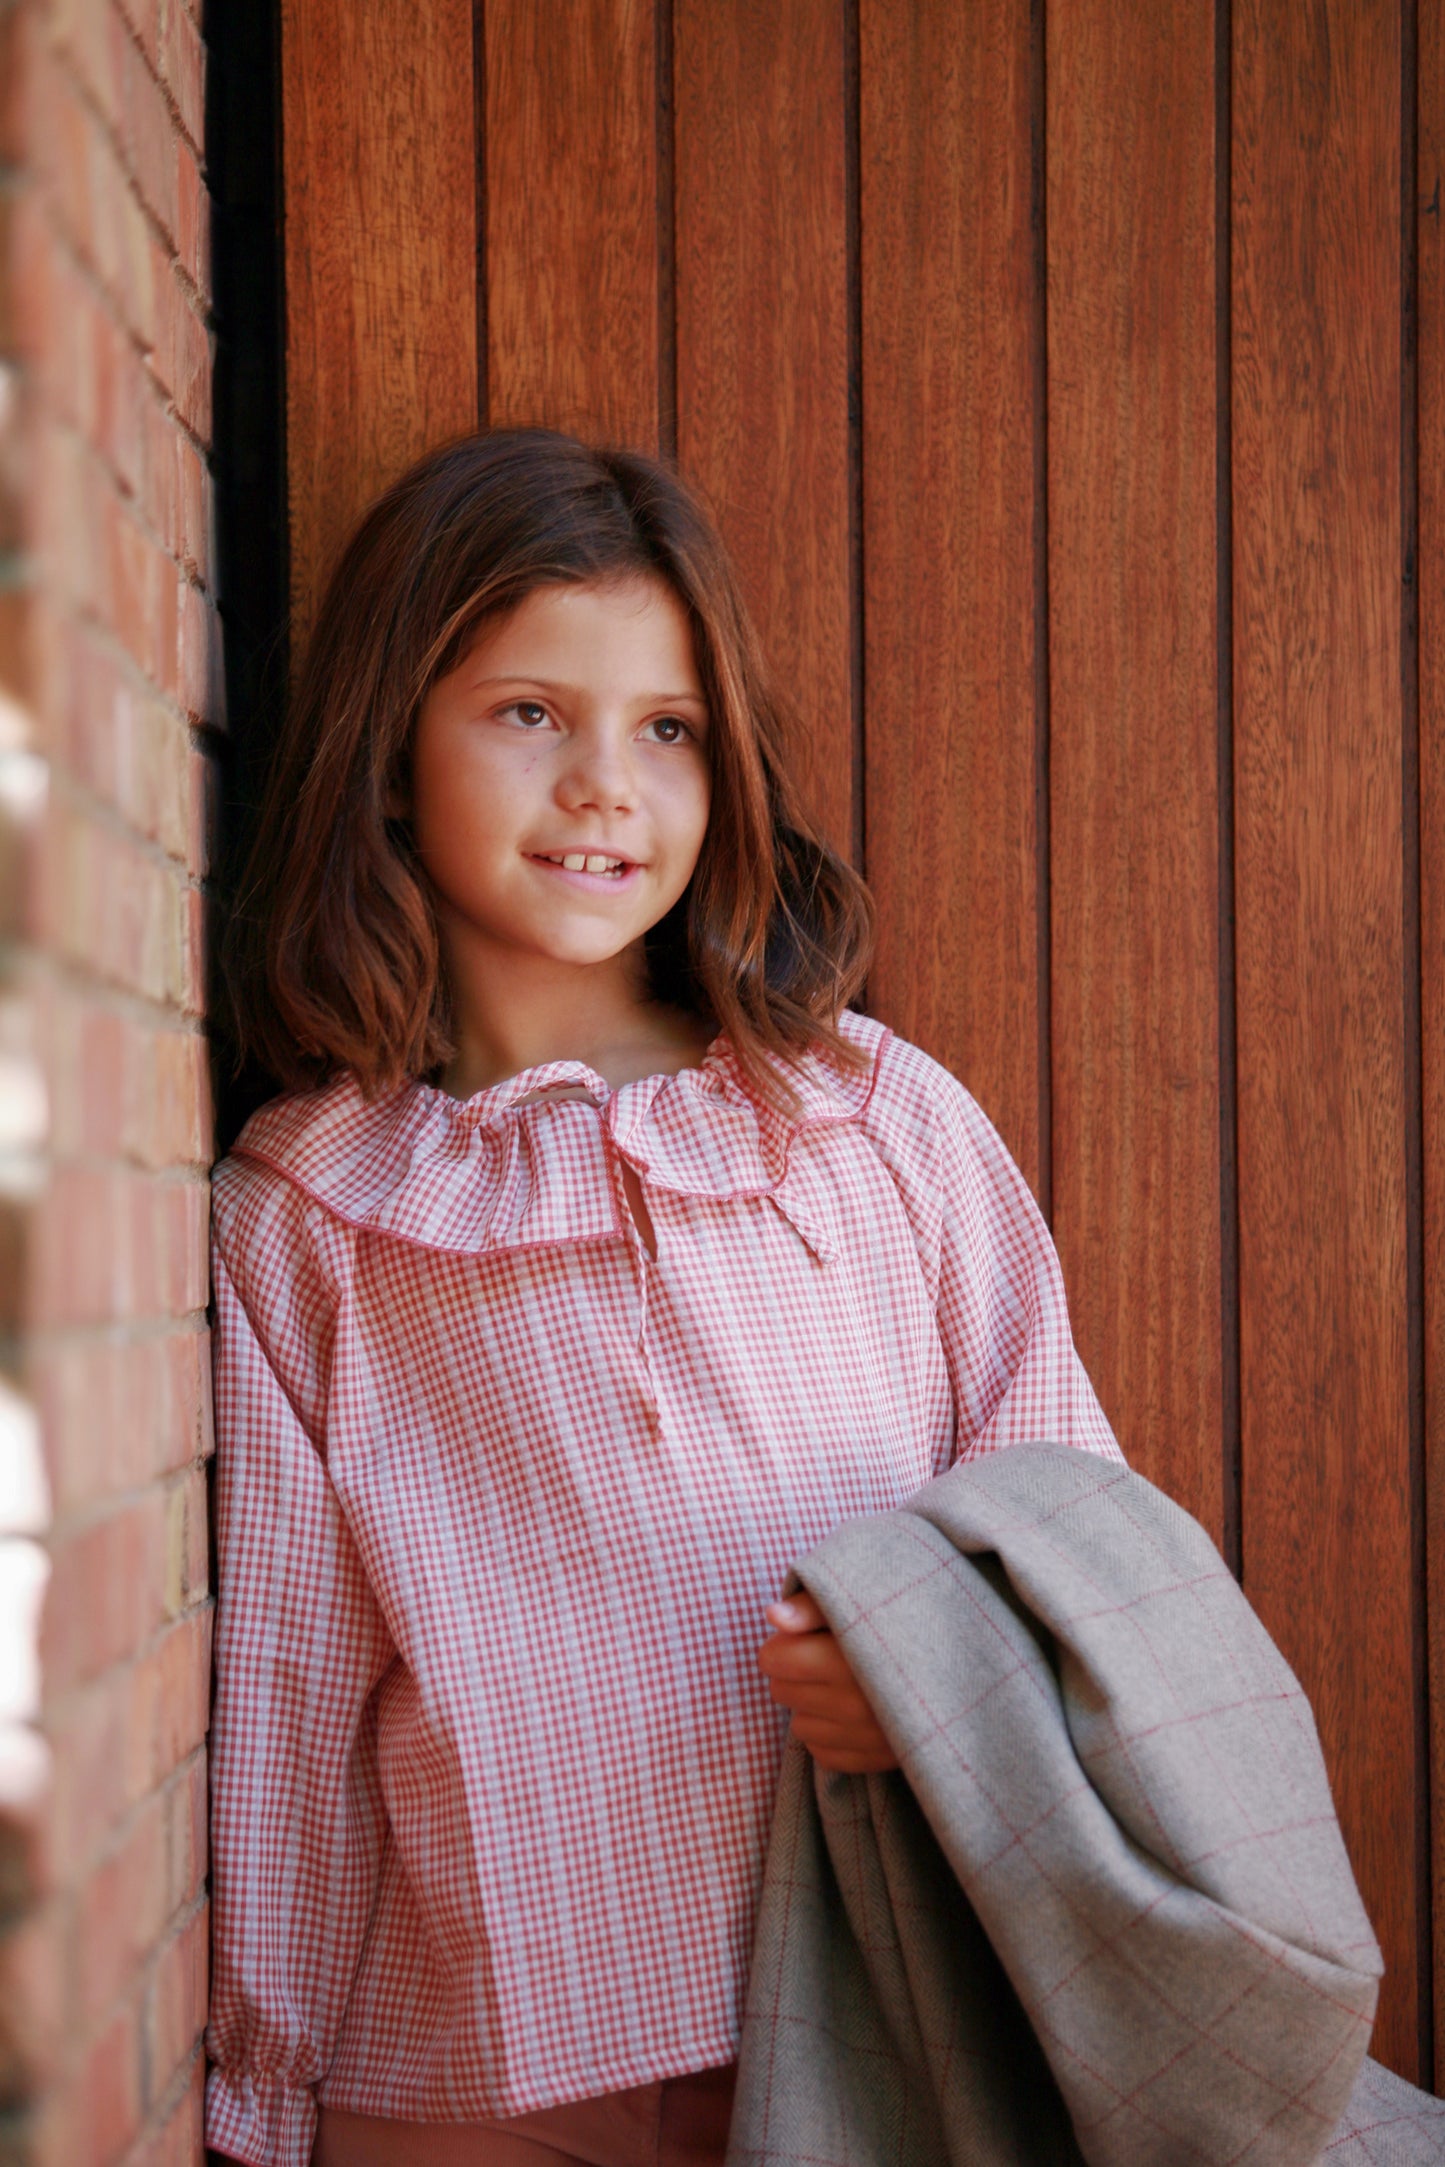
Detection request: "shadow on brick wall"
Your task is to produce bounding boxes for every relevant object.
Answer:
[206,0,287,1163]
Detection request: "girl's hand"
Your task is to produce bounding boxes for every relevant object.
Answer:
[757,1592,899,1773]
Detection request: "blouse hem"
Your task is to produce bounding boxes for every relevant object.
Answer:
[316,2025,743,2126]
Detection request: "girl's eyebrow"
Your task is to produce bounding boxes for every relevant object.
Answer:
[472,673,707,704]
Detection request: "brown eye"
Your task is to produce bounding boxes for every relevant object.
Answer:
[647,715,689,744]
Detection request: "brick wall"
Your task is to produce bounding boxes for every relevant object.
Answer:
[0,0,218,2160]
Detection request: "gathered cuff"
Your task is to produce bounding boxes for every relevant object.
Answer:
[205,2062,318,2167]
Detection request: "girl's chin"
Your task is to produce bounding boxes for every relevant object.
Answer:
[509,924,654,970]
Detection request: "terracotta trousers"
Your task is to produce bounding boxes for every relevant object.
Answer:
[310,2062,737,2167]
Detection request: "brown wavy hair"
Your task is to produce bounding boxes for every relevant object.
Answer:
[223,428,876,1114]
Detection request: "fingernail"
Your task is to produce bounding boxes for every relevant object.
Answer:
[766,1600,797,1626]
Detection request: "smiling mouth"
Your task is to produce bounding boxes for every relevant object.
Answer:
[529,851,638,880]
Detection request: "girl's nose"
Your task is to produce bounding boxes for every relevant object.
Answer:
[555,732,641,814]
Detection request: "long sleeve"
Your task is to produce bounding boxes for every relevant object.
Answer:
[860,1031,1124,1466]
[204,1207,396,2167]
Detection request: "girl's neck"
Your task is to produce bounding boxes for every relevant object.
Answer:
[437,948,714,1100]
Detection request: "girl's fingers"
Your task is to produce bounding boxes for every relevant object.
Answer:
[791,1715,898,1773]
[805,1745,899,1774]
[763,1676,874,1722]
[757,1626,853,1686]
[764,1591,827,1633]
[790,1712,888,1750]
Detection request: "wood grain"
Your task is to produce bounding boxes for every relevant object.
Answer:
[1232,0,1417,2076]
[281,0,478,636]
[1419,0,1445,2084]
[673,0,852,854]
[484,0,660,448]
[1045,0,1223,1531]
[857,0,1043,1194]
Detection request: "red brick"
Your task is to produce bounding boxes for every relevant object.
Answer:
[179,878,204,1015]
[149,706,197,863]
[30,1158,209,1328]
[175,580,221,727]
[158,0,202,155]
[52,628,196,856]
[97,311,149,506]
[142,1901,206,2106]
[138,387,180,555]
[0,589,31,712]
[41,1669,131,1883]
[161,1750,205,1917]
[5,184,60,378]
[128,1021,212,1168]
[40,1490,170,1692]
[40,795,194,1005]
[0,202,17,377]
[186,743,213,879]
[35,1329,210,1517]
[73,1996,144,2165]
[175,135,209,303]
[161,1465,207,1617]
[29,416,89,617]
[124,1023,211,1168]
[175,431,207,587]
[52,0,128,142]
[0,742,45,946]
[125,1608,212,1800]
[45,994,128,1159]
[42,1611,211,1894]
[129,2048,203,2167]
[0,1895,65,2095]
[6,188,50,383]
[0,5,24,168]
[97,490,176,683]
[0,1193,30,1333]
[150,279,210,446]
[118,27,179,246]
[115,0,161,72]
[36,51,157,357]
[73,1791,167,2026]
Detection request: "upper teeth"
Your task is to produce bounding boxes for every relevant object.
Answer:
[547,853,625,873]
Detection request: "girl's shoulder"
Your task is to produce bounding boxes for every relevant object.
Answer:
[839,1015,1044,1248]
[217,1070,429,1218]
[841,1009,1005,1162]
[212,1070,437,1285]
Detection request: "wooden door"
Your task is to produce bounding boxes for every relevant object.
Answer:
[278,0,1440,2086]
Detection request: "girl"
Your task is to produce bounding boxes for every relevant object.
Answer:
[206,429,1122,2167]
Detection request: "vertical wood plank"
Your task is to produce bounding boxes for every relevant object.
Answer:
[858,0,1042,1193]
[484,0,660,449]
[1045,0,1224,1532]
[674,0,852,853]
[1419,0,1445,2083]
[280,0,477,631]
[1233,0,1418,2076]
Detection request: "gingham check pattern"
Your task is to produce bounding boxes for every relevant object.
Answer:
[729,1441,1424,2167]
[203,1012,1121,2166]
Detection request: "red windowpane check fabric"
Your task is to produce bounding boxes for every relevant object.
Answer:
[203,1012,1122,2167]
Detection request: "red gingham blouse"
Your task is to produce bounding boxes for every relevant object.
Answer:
[203,1010,1122,2166]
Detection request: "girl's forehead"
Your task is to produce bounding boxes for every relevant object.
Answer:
[460,576,704,686]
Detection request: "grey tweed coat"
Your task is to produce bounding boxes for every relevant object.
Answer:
[726,1442,1445,2166]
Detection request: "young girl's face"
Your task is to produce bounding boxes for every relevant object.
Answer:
[409,575,711,980]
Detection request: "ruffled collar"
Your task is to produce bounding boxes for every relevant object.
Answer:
[230,1010,890,1257]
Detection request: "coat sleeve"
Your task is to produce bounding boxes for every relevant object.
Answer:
[204,1200,396,2167]
[862,1031,1125,1466]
